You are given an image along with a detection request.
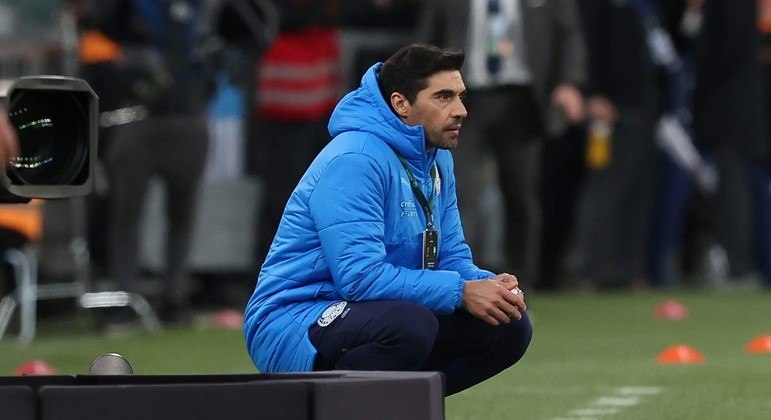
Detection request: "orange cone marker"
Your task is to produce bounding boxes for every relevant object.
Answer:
[746,335,771,354]
[656,345,706,364]
[654,299,690,320]
[13,360,56,375]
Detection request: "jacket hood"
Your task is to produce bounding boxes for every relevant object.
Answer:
[328,63,427,162]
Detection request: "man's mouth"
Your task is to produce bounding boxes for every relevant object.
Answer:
[446,125,461,134]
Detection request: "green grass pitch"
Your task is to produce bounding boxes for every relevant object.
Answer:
[1,290,770,419]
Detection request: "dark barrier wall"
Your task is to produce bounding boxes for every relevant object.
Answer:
[0,371,444,420]
[40,382,309,420]
[0,386,35,420]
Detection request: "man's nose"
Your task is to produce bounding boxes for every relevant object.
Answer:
[453,99,468,119]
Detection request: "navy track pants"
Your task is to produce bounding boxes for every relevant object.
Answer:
[308,300,533,396]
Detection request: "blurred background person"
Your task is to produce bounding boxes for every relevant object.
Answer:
[71,0,126,280]
[757,0,771,288]
[76,0,216,326]
[641,0,724,289]
[250,0,343,264]
[569,0,674,290]
[421,0,587,289]
[692,0,768,287]
[206,0,277,183]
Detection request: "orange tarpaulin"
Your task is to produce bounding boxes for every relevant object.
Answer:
[0,199,44,242]
[78,30,122,64]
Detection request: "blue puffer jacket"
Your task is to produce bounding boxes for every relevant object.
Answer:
[243,63,494,373]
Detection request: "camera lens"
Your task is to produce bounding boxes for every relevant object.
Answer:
[7,90,88,185]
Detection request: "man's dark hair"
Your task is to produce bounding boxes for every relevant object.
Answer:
[378,43,465,107]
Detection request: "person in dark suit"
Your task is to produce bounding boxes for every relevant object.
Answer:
[80,0,215,325]
[571,0,665,289]
[421,0,587,288]
[693,0,768,283]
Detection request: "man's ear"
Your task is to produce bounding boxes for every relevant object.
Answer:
[390,92,411,119]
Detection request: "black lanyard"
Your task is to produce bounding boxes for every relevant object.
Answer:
[391,148,439,230]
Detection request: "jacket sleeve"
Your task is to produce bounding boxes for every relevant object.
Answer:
[577,0,612,98]
[555,0,588,87]
[436,157,495,280]
[309,153,466,314]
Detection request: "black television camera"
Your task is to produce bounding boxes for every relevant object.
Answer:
[1,76,98,203]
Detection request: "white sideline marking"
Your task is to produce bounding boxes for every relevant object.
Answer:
[554,418,599,420]
[594,396,640,407]
[615,386,662,396]
[553,386,662,420]
[570,408,620,416]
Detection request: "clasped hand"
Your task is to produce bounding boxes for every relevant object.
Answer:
[461,273,527,326]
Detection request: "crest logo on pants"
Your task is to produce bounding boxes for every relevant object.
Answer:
[317,301,348,327]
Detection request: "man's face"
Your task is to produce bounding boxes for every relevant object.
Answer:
[397,70,468,150]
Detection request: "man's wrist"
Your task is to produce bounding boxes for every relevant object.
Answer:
[455,279,468,310]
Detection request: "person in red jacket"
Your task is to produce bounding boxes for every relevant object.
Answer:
[252,0,343,263]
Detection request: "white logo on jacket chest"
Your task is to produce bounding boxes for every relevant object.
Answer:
[400,200,417,218]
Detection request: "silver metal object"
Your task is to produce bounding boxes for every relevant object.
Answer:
[89,353,134,375]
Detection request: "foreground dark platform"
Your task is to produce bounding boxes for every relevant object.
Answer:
[0,371,444,420]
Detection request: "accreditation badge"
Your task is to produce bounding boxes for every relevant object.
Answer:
[422,229,439,270]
